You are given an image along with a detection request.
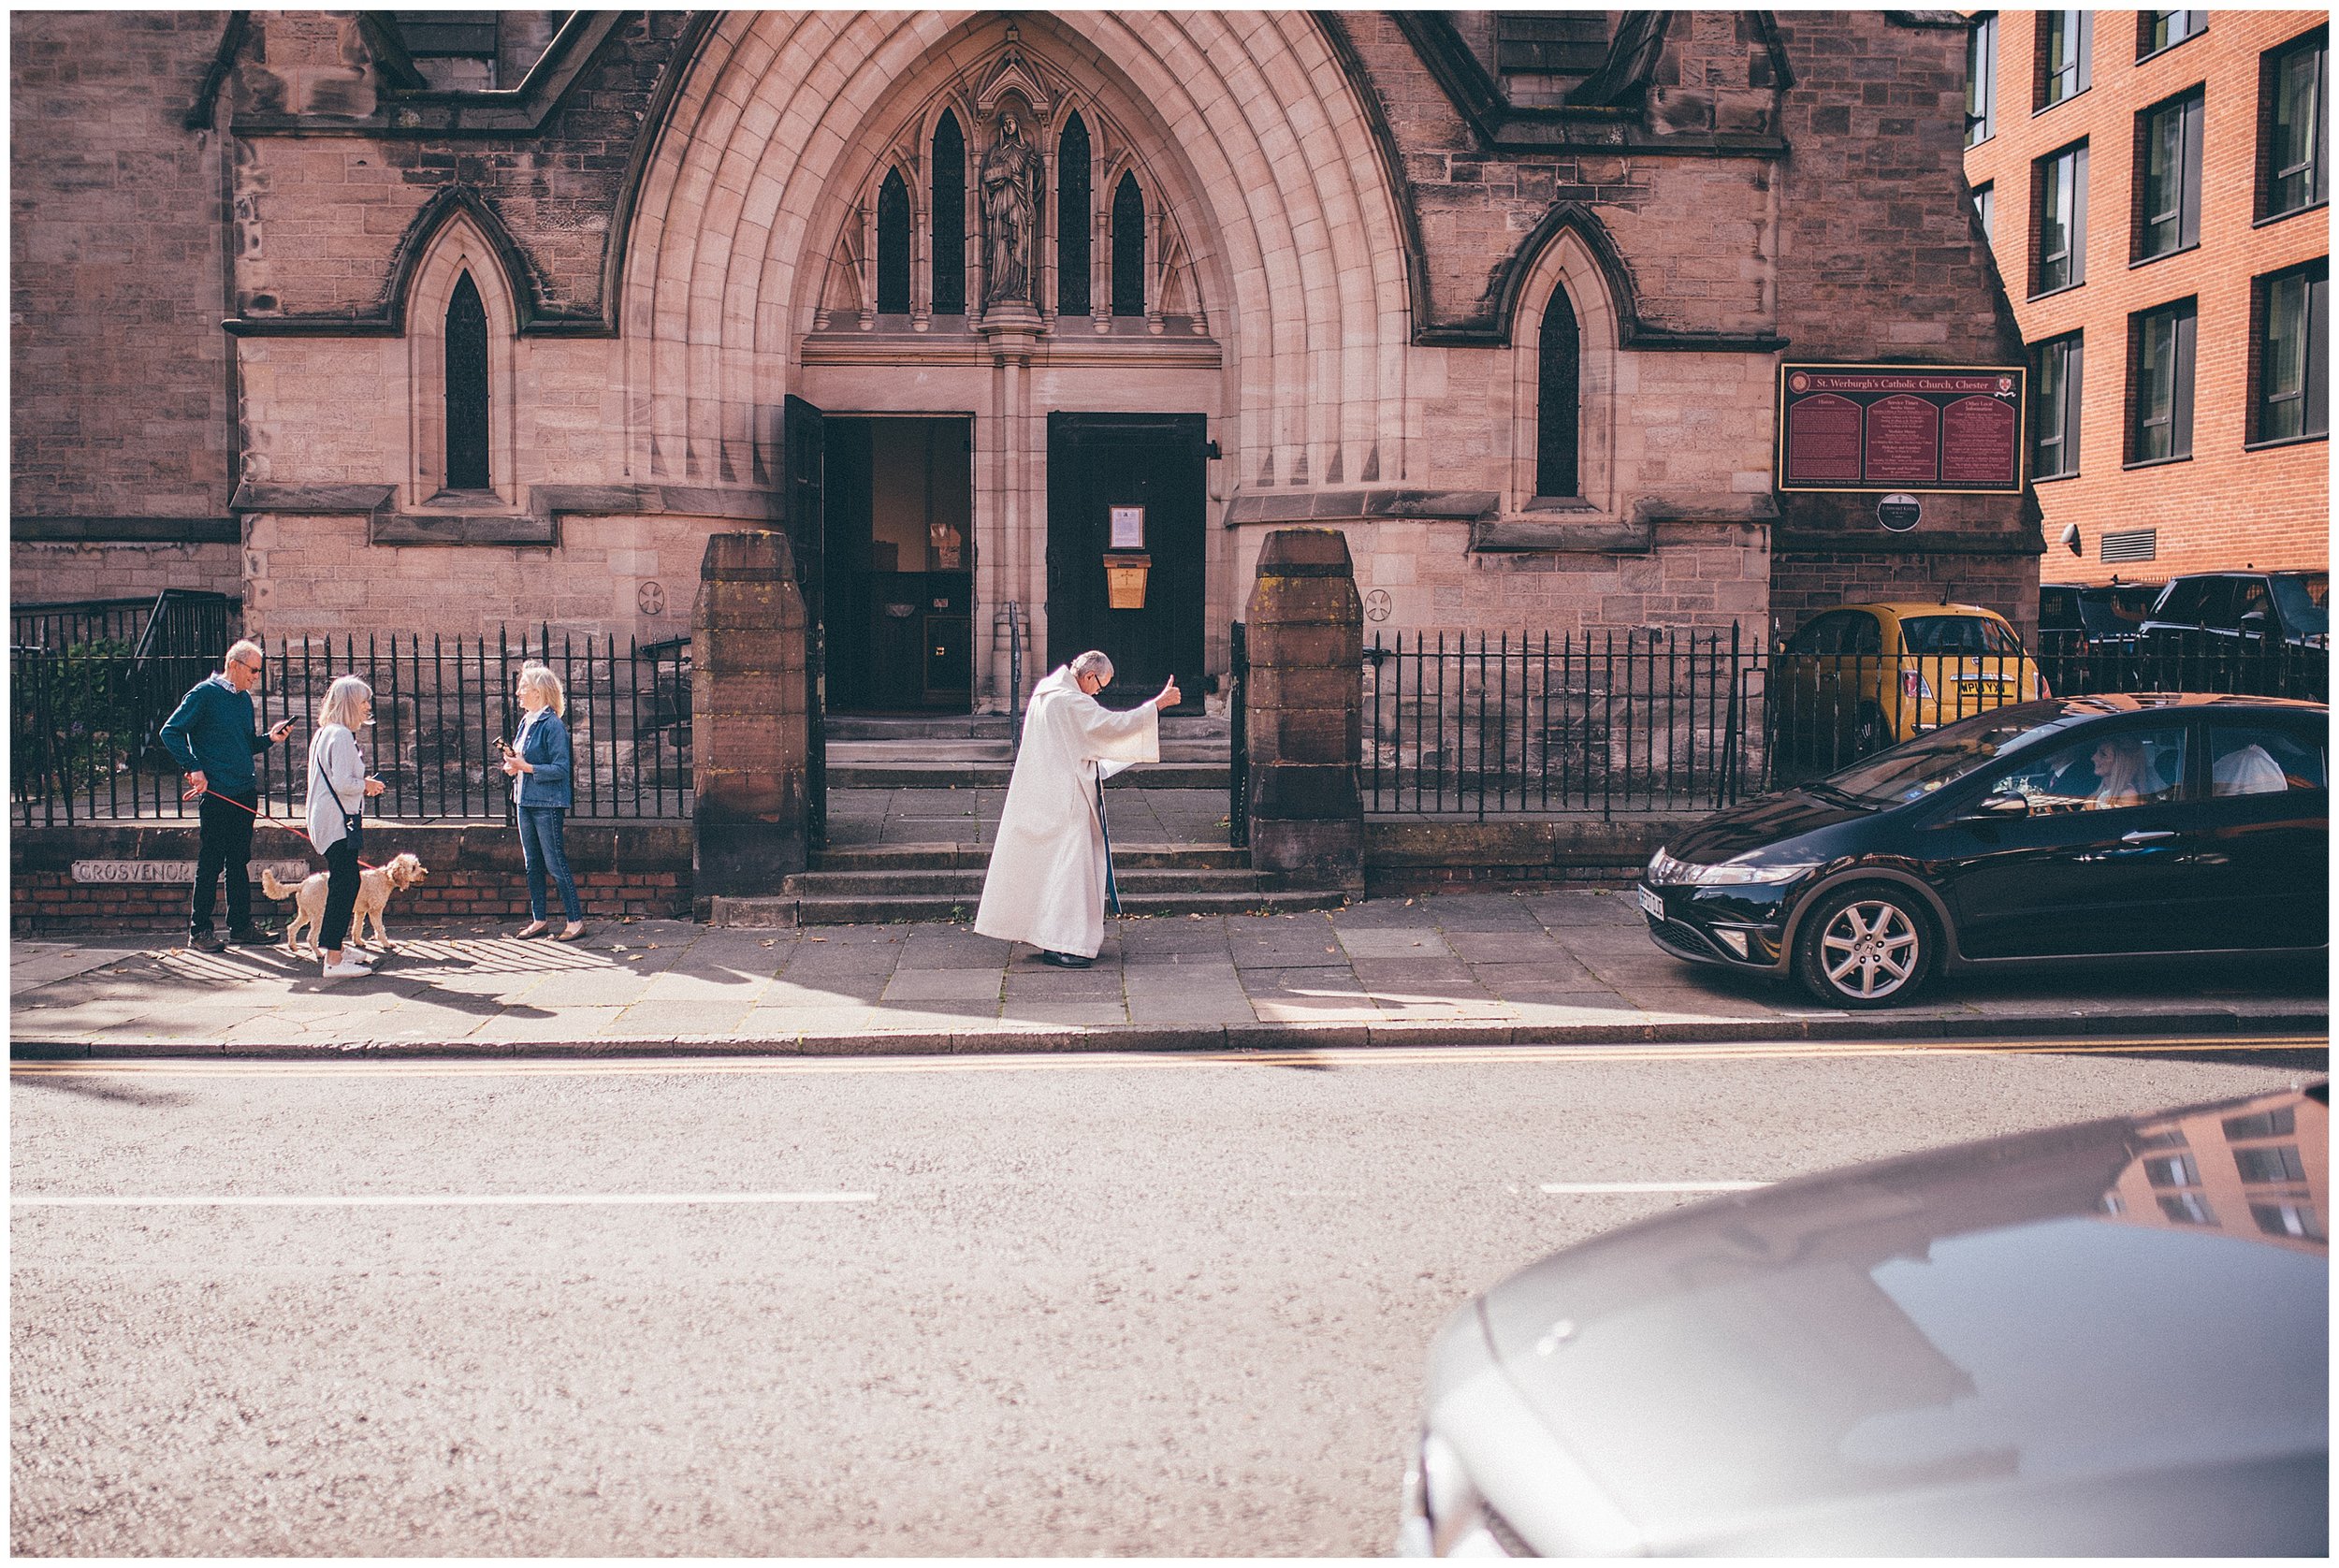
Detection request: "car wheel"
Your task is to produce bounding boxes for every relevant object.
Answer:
[1795,884,1936,1008]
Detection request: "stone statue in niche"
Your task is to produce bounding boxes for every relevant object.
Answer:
[980,110,1044,309]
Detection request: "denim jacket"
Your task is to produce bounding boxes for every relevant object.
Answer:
[512,708,574,808]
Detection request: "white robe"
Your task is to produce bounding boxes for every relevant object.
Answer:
[974,666,1160,957]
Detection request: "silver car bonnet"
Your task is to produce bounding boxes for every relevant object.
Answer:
[1467,1089,2329,1555]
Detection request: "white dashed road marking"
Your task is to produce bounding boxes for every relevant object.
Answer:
[12,1192,877,1209]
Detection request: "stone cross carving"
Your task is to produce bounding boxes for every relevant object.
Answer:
[980,110,1044,309]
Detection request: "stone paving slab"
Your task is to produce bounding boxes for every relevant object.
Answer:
[9,888,2326,1058]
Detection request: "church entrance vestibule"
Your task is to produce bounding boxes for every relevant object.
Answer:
[821,415,977,714]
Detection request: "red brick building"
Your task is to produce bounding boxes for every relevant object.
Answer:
[1962,9,2328,588]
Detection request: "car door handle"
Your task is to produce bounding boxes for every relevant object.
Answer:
[2120,829,2176,843]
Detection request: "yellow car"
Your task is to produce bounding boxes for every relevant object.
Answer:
[1776,602,2046,766]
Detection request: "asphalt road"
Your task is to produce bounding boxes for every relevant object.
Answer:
[11,1038,2321,1556]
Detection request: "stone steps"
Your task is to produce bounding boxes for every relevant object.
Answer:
[702,838,1339,927]
[710,886,1344,928]
[813,842,1247,872]
[826,761,1228,789]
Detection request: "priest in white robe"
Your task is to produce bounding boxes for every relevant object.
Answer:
[976,650,1180,966]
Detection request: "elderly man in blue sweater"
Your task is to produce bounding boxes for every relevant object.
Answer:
[160,639,294,951]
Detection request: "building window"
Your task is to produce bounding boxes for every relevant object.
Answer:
[876,169,911,315]
[2134,89,2203,259]
[2128,298,2197,463]
[2033,332,2083,478]
[2143,1152,2201,1188]
[2252,1202,2324,1240]
[443,272,489,490]
[1111,170,1145,317]
[2261,30,2329,219]
[1971,181,1995,240]
[1057,113,1092,318]
[2037,10,2092,110]
[1536,285,1580,499]
[1968,14,1998,146]
[2224,1107,2298,1140]
[2234,1145,2309,1183]
[2031,142,2087,295]
[2253,261,2329,443]
[2157,1192,2217,1226]
[931,111,966,315]
[2140,11,2205,61]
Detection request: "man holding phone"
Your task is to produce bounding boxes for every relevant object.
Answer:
[160,638,294,951]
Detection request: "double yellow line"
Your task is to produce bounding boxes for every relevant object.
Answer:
[10,1034,2324,1080]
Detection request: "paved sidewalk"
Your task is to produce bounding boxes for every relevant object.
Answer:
[10,890,2325,1056]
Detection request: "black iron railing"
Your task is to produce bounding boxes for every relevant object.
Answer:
[13,628,692,826]
[10,590,237,654]
[1362,628,2329,817]
[1364,627,1753,817]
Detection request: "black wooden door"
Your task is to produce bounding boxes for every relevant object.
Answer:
[1045,412,1205,709]
[782,394,825,849]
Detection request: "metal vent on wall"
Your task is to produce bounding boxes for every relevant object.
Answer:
[2100,529,2158,563]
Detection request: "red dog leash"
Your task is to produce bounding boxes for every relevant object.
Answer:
[187,785,382,871]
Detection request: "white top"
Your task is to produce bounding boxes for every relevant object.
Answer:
[2212,744,2288,797]
[973,666,1160,958]
[305,722,365,851]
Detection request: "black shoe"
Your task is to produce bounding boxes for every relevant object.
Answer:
[188,931,227,953]
[227,924,280,946]
[1037,950,1093,969]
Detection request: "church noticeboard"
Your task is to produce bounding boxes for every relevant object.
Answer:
[1776,364,2026,494]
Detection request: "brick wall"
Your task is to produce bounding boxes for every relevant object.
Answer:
[1769,549,2042,646]
[11,540,241,610]
[10,12,235,521]
[12,821,692,936]
[1962,11,2329,585]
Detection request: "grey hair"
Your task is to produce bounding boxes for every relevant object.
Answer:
[1068,650,1114,683]
[316,675,371,731]
[223,638,263,670]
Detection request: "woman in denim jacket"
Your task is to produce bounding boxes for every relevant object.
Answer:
[502,662,586,939]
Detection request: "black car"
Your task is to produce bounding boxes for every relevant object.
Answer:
[1639,694,2329,1007]
[1400,1083,2329,1557]
[2139,570,2330,652]
[2037,580,2157,658]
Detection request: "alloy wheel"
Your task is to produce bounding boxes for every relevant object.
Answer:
[1818,898,1921,1001]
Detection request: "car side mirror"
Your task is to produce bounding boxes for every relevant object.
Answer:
[1968,791,2030,820]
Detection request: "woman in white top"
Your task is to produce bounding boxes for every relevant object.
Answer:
[309,675,385,979]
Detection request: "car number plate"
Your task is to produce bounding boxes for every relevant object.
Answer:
[1637,885,1664,921]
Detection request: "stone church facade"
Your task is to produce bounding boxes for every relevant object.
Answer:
[12,10,2040,712]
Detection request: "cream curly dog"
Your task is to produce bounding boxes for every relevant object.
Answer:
[260,852,429,959]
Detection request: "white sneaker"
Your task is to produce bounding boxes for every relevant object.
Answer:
[321,959,371,980]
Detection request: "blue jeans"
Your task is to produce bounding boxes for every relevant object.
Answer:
[518,806,582,923]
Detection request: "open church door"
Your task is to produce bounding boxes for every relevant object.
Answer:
[1045,413,1206,711]
[782,394,826,851]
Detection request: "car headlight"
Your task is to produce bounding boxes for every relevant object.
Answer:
[1648,849,1818,886]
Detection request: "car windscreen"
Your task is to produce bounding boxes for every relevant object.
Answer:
[2078,589,2153,636]
[2272,573,2329,638]
[1899,615,2026,657]
[1817,707,2055,806]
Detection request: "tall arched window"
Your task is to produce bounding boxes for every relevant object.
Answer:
[1057,113,1092,317]
[1536,285,1580,498]
[876,169,910,314]
[444,271,490,489]
[1110,170,1145,318]
[931,111,966,314]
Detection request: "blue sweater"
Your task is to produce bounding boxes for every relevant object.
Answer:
[158,675,273,793]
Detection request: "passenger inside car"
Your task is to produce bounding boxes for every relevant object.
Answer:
[2003,728,2186,813]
